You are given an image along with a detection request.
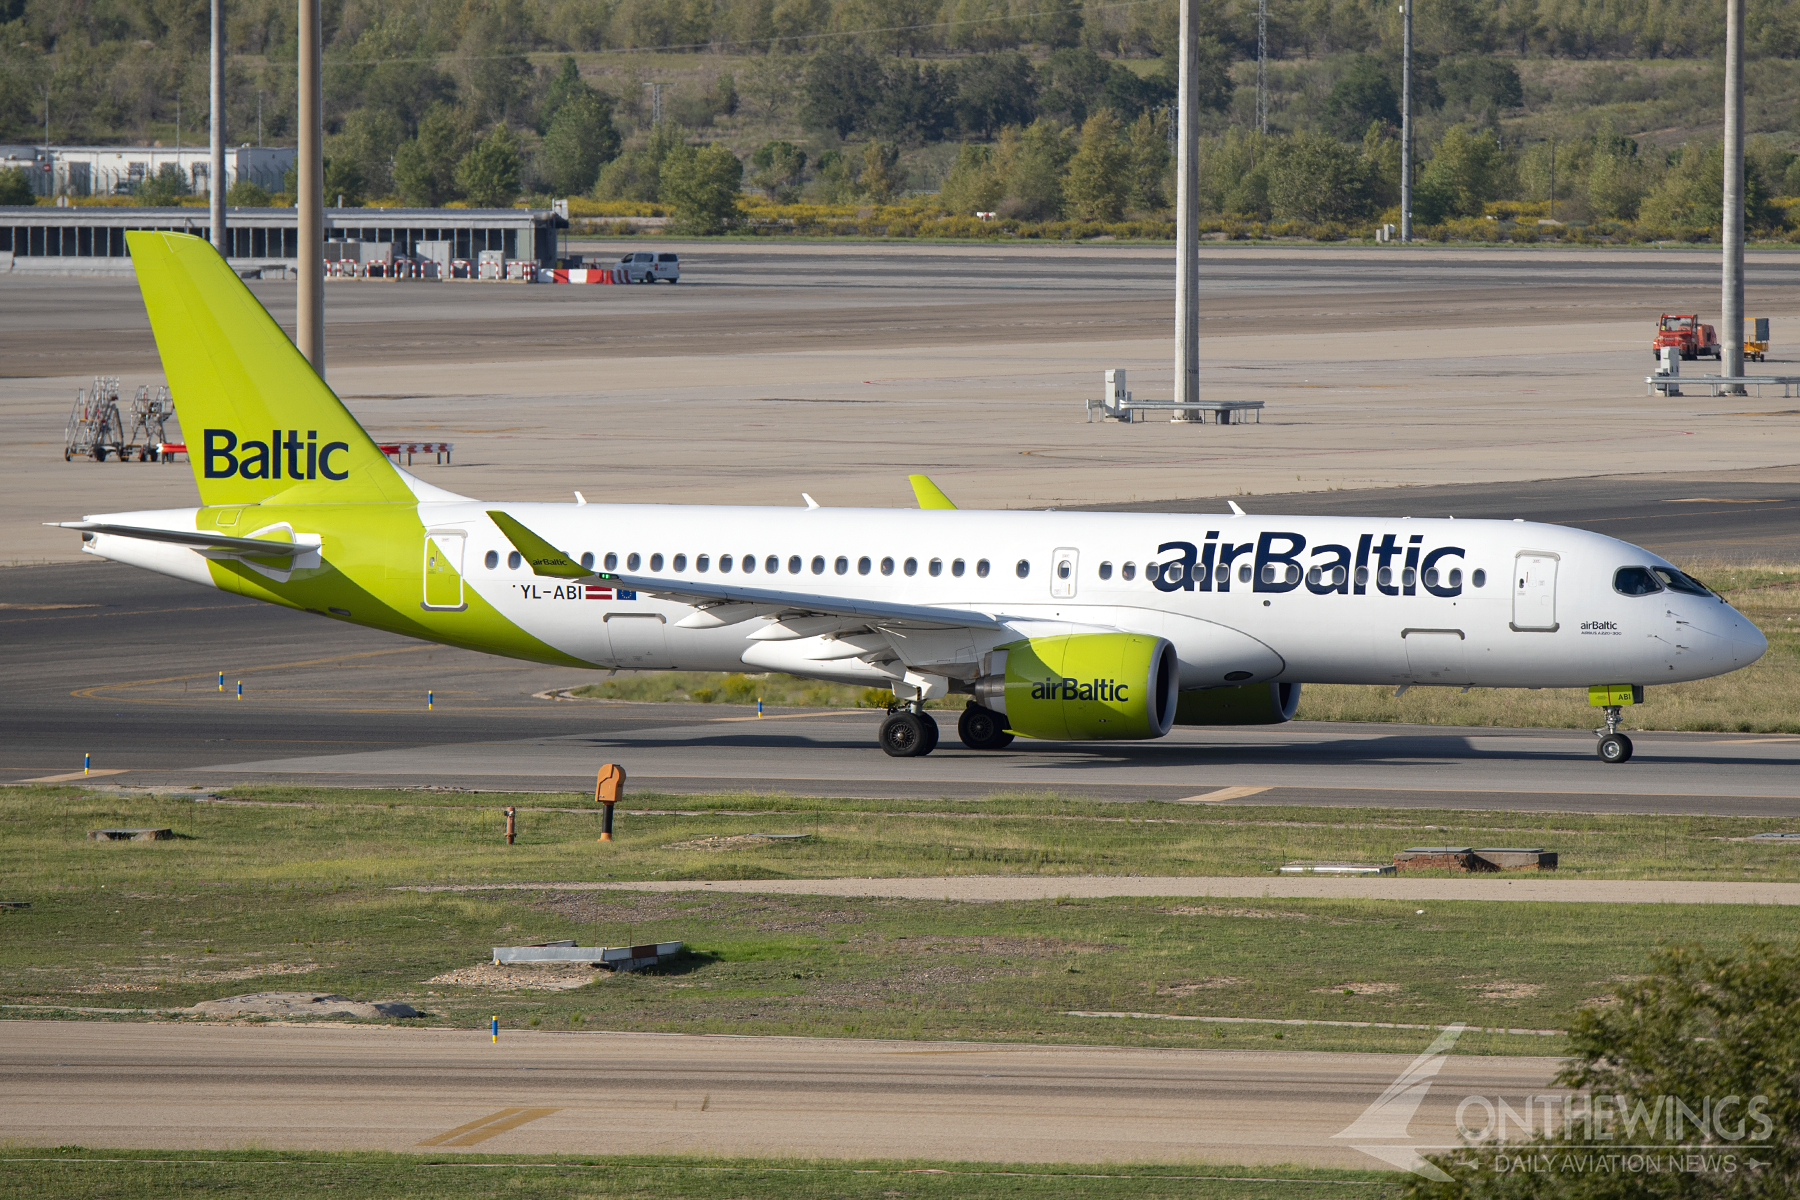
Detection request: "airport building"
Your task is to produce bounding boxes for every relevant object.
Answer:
[0,205,564,274]
[0,144,295,199]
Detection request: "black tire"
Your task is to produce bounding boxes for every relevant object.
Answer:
[958,704,1015,750]
[918,714,940,755]
[1596,733,1633,764]
[879,712,929,757]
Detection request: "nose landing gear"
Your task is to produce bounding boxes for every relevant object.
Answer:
[1595,705,1634,764]
[879,700,940,757]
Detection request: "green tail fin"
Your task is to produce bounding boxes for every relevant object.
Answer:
[128,231,413,507]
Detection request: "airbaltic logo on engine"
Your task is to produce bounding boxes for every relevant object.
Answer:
[204,429,351,480]
[1031,677,1129,702]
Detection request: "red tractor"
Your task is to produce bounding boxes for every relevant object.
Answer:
[1653,314,1721,361]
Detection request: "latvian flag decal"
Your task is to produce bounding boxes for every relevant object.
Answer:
[584,585,636,600]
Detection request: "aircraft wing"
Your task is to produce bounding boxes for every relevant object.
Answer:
[51,521,311,558]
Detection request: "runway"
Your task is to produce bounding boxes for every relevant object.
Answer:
[3,1021,1560,1167]
[6,556,1798,814]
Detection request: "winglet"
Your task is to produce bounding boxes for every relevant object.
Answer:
[909,475,958,510]
[1227,501,1247,516]
[486,511,589,578]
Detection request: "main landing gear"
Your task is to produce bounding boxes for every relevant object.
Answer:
[879,701,940,758]
[957,702,1014,751]
[1595,705,1634,764]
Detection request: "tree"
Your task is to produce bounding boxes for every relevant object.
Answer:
[951,51,1038,138]
[322,157,367,206]
[595,122,686,202]
[750,140,808,202]
[1126,109,1169,211]
[1321,54,1400,140]
[660,142,743,234]
[1266,132,1374,223]
[0,167,34,205]
[939,143,1003,214]
[997,119,1074,220]
[137,162,190,206]
[1063,109,1131,220]
[541,89,620,196]
[868,60,953,144]
[325,107,404,198]
[394,103,475,206]
[537,56,588,133]
[800,45,882,138]
[226,178,273,207]
[1416,124,1513,219]
[455,125,523,207]
[858,140,904,202]
[1412,939,1800,1198]
[1435,56,1523,116]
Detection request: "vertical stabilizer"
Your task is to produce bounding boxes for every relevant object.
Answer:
[128,231,412,507]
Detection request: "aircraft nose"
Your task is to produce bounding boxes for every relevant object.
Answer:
[1734,615,1769,666]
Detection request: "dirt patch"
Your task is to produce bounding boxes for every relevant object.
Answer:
[1155,978,1245,996]
[424,963,603,991]
[55,962,320,991]
[534,891,869,936]
[661,834,811,851]
[1313,981,1402,996]
[1166,905,1312,921]
[896,935,1114,957]
[1466,981,1544,1001]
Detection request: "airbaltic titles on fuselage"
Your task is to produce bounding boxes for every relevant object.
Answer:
[1155,530,1470,598]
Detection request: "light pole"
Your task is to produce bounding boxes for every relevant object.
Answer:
[1399,0,1412,242]
[1721,0,1745,393]
[1172,0,1201,419]
[297,0,324,374]
[210,0,226,257]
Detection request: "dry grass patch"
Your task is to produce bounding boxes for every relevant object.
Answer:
[1155,978,1246,996]
[1315,982,1403,996]
[1465,981,1545,1001]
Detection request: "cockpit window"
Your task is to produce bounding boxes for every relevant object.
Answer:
[1653,567,1712,596]
[1613,567,1663,596]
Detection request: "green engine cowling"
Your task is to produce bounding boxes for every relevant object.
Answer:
[973,633,1179,740]
[1174,682,1301,725]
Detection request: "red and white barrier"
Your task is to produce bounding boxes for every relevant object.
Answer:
[379,442,454,465]
[535,266,628,284]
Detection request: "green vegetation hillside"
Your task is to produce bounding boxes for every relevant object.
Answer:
[4,0,1798,239]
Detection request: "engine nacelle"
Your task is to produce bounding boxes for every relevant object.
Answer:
[1174,682,1302,726]
[973,633,1179,740]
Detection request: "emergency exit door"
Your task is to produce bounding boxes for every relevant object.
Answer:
[1511,552,1558,631]
[1050,548,1080,598]
[422,530,467,611]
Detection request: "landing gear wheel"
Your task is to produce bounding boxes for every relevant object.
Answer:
[918,713,940,755]
[958,704,1014,750]
[879,711,930,757]
[1597,733,1633,764]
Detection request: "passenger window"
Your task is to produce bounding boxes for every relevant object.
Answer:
[1401,567,1415,588]
[741,554,755,574]
[836,556,849,575]
[1098,562,1112,580]
[1355,566,1368,587]
[788,555,802,574]
[673,554,687,572]
[812,555,826,574]
[1261,563,1276,583]
[929,558,942,577]
[1237,563,1252,583]
[1286,564,1300,584]
[650,553,664,571]
[858,556,872,575]
[1016,560,1030,578]
[1448,568,1462,588]
[1165,563,1184,582]
[880,557,895,576]
[485,550,499,570]
[604,552,618,571]
[1652,567,1711,596]
[508,551,522,570]
[1423,567,1438,588]
[976,559,990,578]
[1214,564,1227,584]
[696,554,710,573]
[765,555,779,573]
[952,558,965,577]
[720,554,733,572]
[1471,568,1486,588]
[580,551,594,570]
[1614,567,1663,595]
[1146,562,1163,583]
[904,557,918,576]
[1307,566,1321,587]
[1122,562,1136,581]
[1377,566,1392,588]
[626,552,640,571]
[1057,561,1071,579]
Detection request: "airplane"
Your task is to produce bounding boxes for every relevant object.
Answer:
[56,233,1767,764]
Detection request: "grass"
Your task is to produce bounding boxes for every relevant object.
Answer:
[0,1149,1404,1199]
[570,561,1800,731]
[5,785,1800,1056]
[1296,562,1800,732]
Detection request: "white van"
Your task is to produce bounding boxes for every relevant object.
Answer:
[617,251,680,283]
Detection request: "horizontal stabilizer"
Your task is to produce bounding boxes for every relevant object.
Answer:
[52,521,309,557]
